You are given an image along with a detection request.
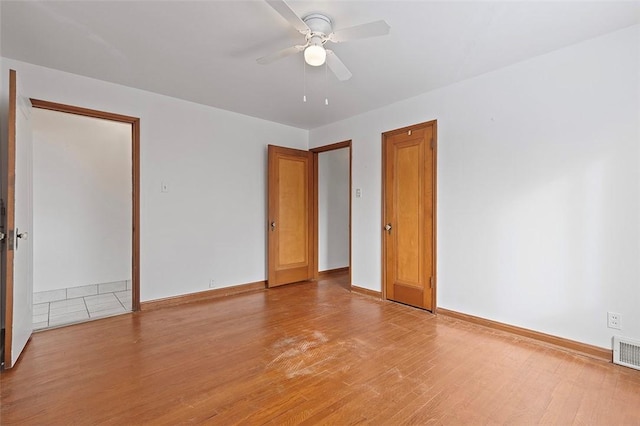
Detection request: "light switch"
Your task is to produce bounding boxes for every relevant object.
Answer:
[355,188,362,198]
[161,182,169,193]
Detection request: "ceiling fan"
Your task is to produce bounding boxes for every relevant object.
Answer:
[257,0,391,81]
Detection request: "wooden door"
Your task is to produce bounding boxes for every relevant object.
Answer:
[267,145,313,287]
[383,122,436,311]
[2,69,34,368]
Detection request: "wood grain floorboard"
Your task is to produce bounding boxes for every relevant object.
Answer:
[2,274,639,425]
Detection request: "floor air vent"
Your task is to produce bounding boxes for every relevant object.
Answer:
[613,336,640,371]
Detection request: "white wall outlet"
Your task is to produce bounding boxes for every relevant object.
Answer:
[209,279,215,288]
[355,188,362,198]
[161,182,169,193]
[607,312,621,330]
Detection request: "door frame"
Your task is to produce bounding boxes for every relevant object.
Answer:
[29,99,141,311]
[310,140,352,286]
[381,121,437,311]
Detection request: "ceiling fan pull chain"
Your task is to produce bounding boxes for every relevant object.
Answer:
[325,62,329,106]
[303,57,307,103]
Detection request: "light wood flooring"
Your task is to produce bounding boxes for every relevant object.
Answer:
[2,274,640,424]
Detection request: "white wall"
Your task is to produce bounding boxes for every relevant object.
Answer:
[309,25,640,349]
[318,148,349,271]
[0,58,308,302]
[32,109,132,292]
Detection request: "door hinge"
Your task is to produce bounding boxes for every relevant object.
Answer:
[430,276,434,288]
[430,138,435,149]
[6,229,14,251]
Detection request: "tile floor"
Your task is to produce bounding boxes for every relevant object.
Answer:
[33,290,132,330]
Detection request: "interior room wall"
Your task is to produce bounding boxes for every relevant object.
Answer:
[309,25,640,350]
[32,109,132,292]
[0,58,308,303]
[318,148,349,271]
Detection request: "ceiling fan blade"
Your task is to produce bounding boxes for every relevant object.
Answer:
[326,50,353,81]
[257,45,305,65]
[265,0,310,34]
[329,20,390,43]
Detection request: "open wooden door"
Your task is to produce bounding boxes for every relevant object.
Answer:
[267,145,313,287]
[382,121,436,311]
[2,70,34,369]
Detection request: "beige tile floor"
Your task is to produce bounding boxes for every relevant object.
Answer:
[33,290,132,330]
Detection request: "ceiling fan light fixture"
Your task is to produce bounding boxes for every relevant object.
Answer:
[304,37,326,66]
[259,1,390,81]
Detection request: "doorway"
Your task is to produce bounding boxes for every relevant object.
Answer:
[30,99,140,329]
[311,141,352,287]
[382,121,437,311]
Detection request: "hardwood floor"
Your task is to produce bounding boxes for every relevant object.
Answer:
[2,274,639,424]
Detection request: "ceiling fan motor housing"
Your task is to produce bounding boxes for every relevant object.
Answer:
[303,13,332,40]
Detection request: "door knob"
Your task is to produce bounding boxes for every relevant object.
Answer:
[270,221,276,231]
[384,223,392,234]
[15,228,27,250]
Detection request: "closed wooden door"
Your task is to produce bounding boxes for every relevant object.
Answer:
[383,122,436,311]
[267,145,313,287]
[2,69,34,368]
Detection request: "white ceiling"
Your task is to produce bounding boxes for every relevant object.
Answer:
[2,1,639,129]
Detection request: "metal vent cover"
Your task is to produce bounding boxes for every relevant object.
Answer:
[613,336,640,371]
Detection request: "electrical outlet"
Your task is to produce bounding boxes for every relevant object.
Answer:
[209,279,215,288]
[608,312,621,330]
